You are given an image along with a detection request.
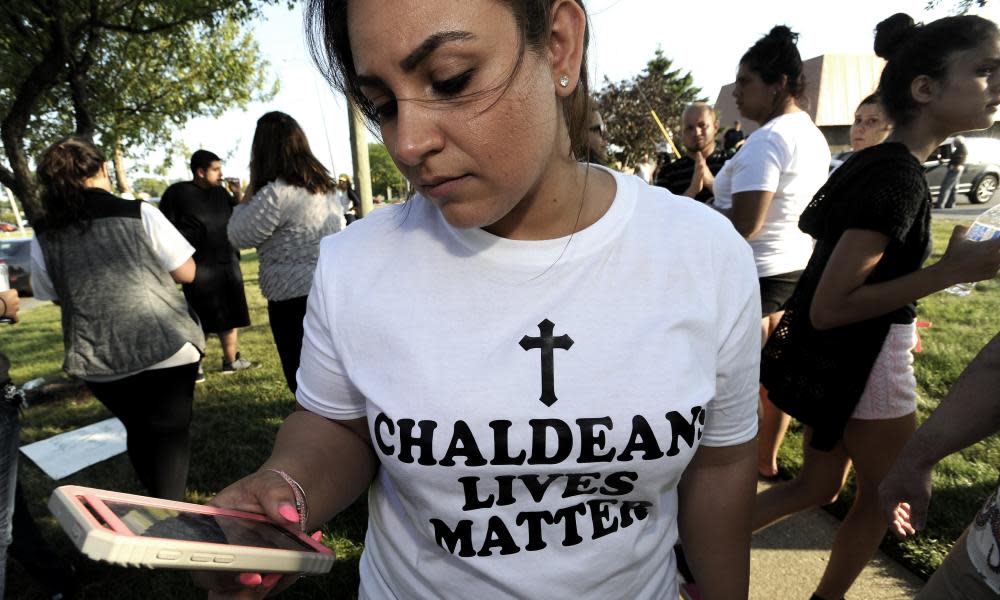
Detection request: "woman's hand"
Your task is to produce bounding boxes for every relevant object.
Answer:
[0,289,19,322]
[878,455,932,538]
[938,224,1000,285]
[192,470,313,598]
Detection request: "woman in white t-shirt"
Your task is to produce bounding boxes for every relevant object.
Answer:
[31,137,204,501]
[712,26,831,481]
[204,1,760,599]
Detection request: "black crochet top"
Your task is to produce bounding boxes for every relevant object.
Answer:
[760,143,932,451]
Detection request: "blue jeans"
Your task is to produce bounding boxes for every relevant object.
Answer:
[0,383,22,599]
[936,166,965,208]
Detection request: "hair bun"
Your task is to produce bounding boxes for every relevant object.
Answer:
[874,13,917,59]
[766,25,799,45]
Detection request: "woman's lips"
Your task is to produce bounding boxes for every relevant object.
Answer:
[420,175,470,198]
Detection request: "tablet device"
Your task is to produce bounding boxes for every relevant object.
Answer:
[48,485,335,574]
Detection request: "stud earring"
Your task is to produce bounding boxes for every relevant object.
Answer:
[558,74,570,88]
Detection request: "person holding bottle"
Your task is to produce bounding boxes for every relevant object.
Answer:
[752,13,1000,600]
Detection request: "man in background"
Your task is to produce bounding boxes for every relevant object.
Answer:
[723,119,745,153]
[584,109,609,166]
[160,150,255,379]
[655,103,731,203]
[934,136,968,209]
[335,174,360,224]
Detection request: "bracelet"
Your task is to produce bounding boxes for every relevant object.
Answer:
[266,469,308,531]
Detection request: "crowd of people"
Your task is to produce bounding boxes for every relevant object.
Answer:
[2,1,1000,599]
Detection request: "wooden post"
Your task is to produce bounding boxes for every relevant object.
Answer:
[4,188,24,233]
[348,101,373,218]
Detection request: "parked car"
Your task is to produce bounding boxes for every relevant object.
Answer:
[830,138,1000,206]
[924,136,1000,205]
[0,238,32,295]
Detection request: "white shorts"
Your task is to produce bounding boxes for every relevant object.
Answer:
[851,322,918,420]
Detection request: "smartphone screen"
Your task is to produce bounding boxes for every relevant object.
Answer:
[104,501,316,552]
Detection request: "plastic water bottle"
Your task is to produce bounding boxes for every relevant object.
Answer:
[945,204,1000,296]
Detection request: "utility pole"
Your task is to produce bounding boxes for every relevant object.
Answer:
[4,188,24,233]
[348,101,373,217]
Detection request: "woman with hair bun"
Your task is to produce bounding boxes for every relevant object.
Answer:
[753,13,1000,600]
[30,136,205,501]
[712,26,832,480]
[203,0,762,598]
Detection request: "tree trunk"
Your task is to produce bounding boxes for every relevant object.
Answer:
[0,17,71,219]
[68,67,96,139]
[112,139,132,195]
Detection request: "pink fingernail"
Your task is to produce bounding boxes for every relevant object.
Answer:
[239,572,262,586]
[311,530,323,541]
[278,503,299,522]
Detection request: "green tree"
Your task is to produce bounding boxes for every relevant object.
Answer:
[132,176,170,198]
[926,0,988,11]
[594,48,704,167]
[0,0,282,214]
[99,18,278,194]
[368,143,408,199]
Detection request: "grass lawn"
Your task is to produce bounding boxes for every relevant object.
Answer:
[7,251,367,599]
[775,217,1000,580]
[5,218,1000,597]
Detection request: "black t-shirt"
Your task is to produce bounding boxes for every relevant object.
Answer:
[761,143,932,451]
[653,147,732,203]
[159,181,238,265]
[723,128,745,151]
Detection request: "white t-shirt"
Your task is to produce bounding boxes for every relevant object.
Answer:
[297,168,761,599]
[713,111,830,278]
[31,202,200,379]
[967,482,1000,593]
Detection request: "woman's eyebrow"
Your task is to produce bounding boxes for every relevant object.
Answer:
[400,30,475,72]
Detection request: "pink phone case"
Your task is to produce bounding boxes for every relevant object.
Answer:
[49,485,334,574]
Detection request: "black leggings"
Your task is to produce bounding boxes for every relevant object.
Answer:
[267,295,308,394]
[85,362,198,500]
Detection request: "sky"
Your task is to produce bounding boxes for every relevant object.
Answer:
[157,0,1000,182]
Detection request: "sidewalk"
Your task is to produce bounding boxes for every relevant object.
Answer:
[748,480,924,599]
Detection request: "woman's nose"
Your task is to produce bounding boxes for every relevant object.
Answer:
[391,100,445,168]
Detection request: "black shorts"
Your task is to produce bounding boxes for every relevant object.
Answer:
[759,270,803,316]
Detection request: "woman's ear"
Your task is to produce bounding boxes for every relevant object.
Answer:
[773,73,789,97]
[547,0,587,98]
[910,74,940,107]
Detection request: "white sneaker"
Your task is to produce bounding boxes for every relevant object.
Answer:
[221,353,258,374]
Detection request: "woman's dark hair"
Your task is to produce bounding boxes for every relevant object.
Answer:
[246,111,336,198]
[35,136,106,232]
[740,25,806,99]
[875,13,999,126]
[857,92,881,108]
[305,0,592,159]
